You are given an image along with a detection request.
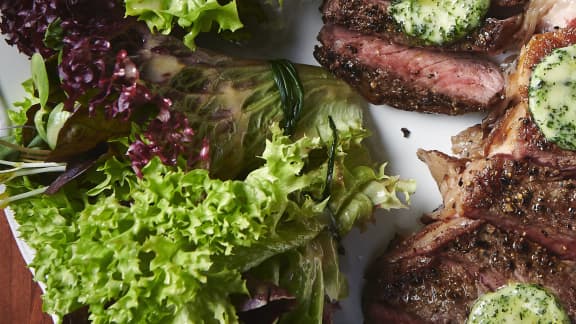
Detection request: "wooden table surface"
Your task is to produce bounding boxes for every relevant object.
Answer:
[0,210,53,324]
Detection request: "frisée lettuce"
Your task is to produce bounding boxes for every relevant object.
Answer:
[124,0,243,49]
[123,0,287,49]
[7,125,414,323]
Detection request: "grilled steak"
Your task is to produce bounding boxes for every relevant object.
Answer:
[418,26,576,234]
[483,102,576,171]
[314,24,505,114]
[507,26,576,106]
[456,26,576,167]
[363,218,576,323]
[419,150,576,259]
[362,23,576,323]
[321,0,527,54]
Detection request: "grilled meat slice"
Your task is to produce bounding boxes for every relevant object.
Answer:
[483,102,576,171]
[444,26,576,171]
[321,0,527,54]
[363,218,576,323]
[451,124,485,160]
[314,24,505,114]
[508,25,576,105]
[418,150,576,259]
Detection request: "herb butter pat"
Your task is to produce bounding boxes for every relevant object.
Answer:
[529,44,576,150]
[467,283,569,324]
[389,0,490,45]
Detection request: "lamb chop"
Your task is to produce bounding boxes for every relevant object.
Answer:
[419,150,576,259]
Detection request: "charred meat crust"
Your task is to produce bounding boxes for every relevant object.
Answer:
[484,102,576,171]
[363,24,576,324]
[364,219,576,323]
[321,0,527,54]
[313,45,478,114]
[419,149,576,260]
[314,25,505,114]
[455,157,576,260]
[509,26,576,104]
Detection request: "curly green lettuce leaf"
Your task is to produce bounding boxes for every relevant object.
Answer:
[330,154,416,235]
[8,126,333,324]
[124,0,244,49]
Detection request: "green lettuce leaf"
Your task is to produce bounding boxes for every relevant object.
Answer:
[124,0,244,49]
[9,79,39,144]
[140,37,369,181]
[138,38,416,232]
[248,231,346,324]
[8,126,333,324]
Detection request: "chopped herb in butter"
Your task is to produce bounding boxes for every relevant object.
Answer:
[389,0,490,45]
[467,283,569,324]
[529,44,576,150]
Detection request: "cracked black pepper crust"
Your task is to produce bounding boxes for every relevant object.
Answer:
[363,221,576,323]
[313,45,493,115]
[321,0,527,54]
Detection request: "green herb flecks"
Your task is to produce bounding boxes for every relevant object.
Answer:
[529,44,576,150]
[389,0,490,45]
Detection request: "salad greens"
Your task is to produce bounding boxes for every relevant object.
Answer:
[10,128,328,323]
[124,0,285,49]
[138,35,372,181]
[7,123,413,323]
[0,1,416,323]
[124,0,244,49]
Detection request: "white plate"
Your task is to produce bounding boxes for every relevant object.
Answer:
[0,1,483,323]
